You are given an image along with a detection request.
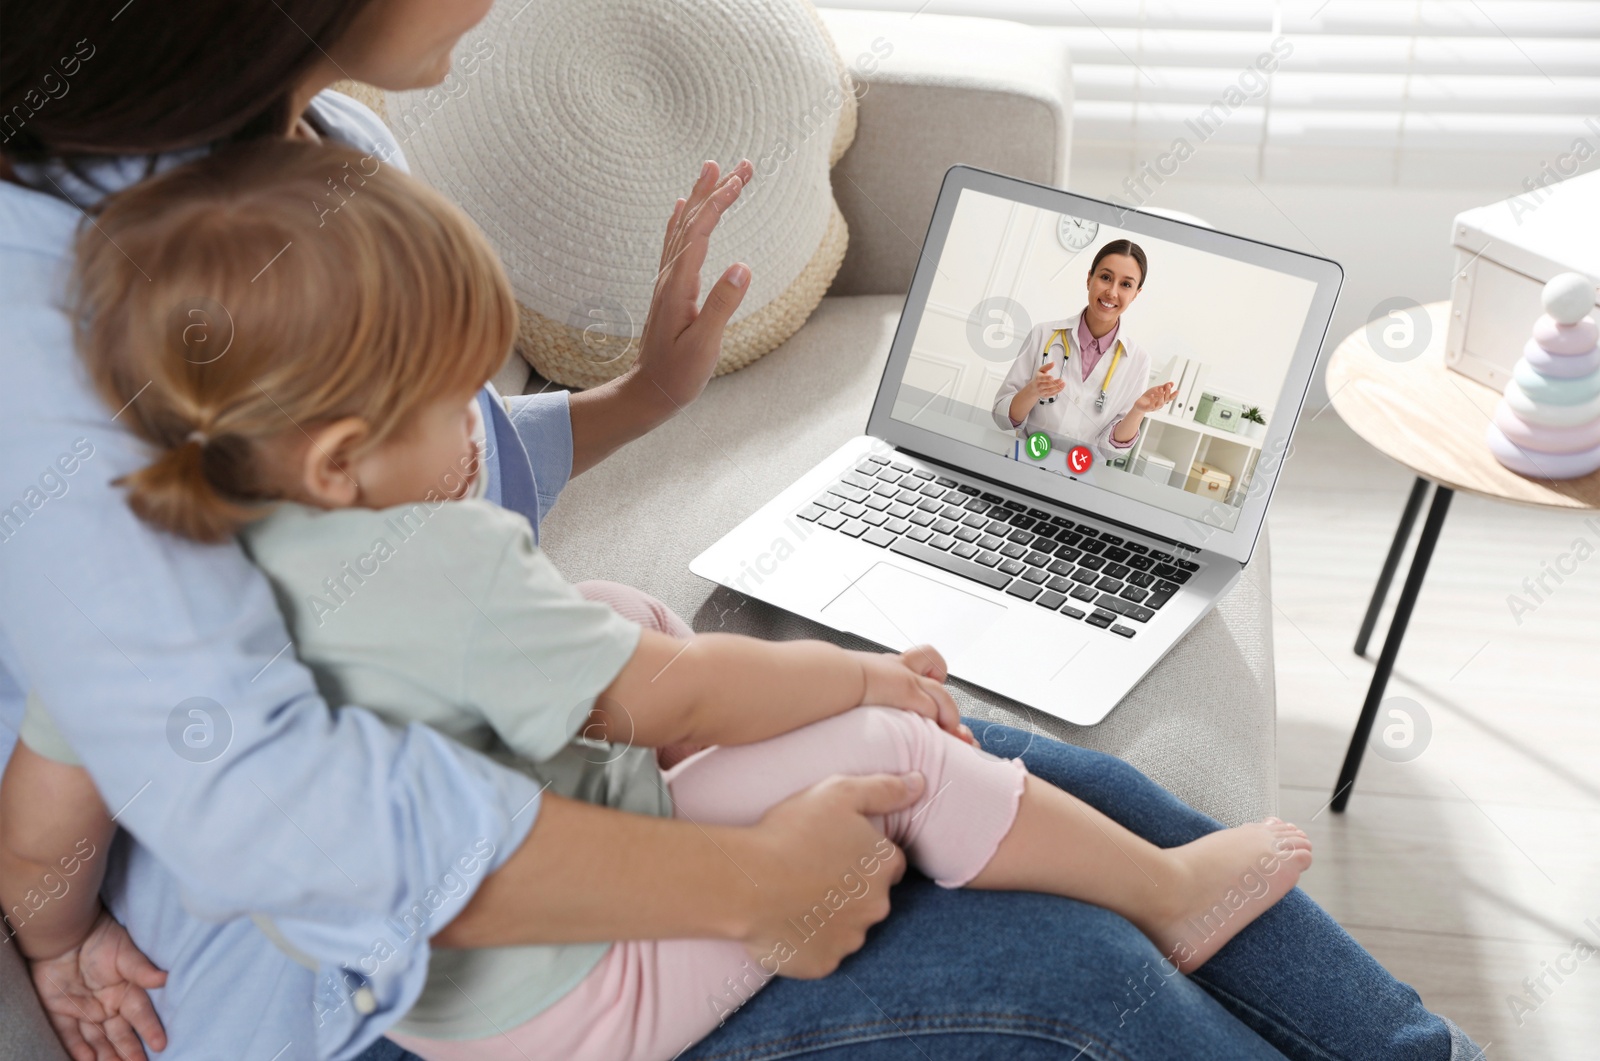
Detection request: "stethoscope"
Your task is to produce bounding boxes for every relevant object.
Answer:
[1037,326,1125,411]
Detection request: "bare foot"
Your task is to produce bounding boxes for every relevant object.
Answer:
[1138,818,1313,973]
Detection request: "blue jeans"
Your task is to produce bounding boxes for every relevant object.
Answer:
[358,723,1476,1061]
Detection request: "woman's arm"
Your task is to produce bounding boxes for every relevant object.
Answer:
[1108,380,1177,446]
[0,304,548,1048]
[992,330,1046,431]
[1110,412,1143,445]
[435,774,922,979]
[1008,363,1063,429]
[569,160,753,476]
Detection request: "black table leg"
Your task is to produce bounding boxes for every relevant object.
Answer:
[1355,477,1431,657]
[1331,485,1453,813]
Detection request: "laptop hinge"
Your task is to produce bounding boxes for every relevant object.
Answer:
[892,442,1210,555]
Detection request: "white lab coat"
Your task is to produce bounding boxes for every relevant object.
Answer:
[991,312,1153,453]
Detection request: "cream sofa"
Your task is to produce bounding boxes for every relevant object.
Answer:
[535,9,1280,828]
[0,11,1278,1060]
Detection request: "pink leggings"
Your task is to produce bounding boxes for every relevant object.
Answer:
[390,583,1028,1061]
[574,580,694,639]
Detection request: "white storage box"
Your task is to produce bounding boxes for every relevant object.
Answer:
[1447,170,1600,390]
[1140,452,1177,487]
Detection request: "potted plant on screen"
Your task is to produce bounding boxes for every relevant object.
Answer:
[1241,406,1267,441]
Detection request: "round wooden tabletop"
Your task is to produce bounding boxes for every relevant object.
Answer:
[1325,301,1600,511]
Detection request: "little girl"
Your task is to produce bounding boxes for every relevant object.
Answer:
[22,141,1312,1061]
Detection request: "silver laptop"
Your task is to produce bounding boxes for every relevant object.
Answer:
[692,165,1342,726]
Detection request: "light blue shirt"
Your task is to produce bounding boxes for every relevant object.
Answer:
[0,92,574,1059]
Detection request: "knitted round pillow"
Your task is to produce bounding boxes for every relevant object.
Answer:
[385,0,856,388]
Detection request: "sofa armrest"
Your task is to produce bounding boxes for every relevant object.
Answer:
[820,9,1073,296]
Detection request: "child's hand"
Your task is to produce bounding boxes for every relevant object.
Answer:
[30,907,168,1061]
[855,646,975,745]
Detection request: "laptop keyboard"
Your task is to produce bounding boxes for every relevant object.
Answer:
[796,454,1202,639]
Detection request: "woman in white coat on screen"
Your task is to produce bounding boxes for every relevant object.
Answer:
[991,240,1176,456]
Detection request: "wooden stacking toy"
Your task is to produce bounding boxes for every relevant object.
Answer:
[1486,272,1600,479]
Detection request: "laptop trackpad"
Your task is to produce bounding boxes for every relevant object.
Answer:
[821,562,1006,651]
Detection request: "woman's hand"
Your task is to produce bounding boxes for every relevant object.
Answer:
[30,907,168,1061]
[632,158,757,410]
[738,773,916,977]
[1008,362,1065,425]
[1131,381,1176,415]
[568,159,756,476]
[855,646,974,744]
[1022,362,1066,404]
[1112,381,1175,443]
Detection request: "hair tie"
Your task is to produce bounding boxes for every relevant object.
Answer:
[186,430,210,447]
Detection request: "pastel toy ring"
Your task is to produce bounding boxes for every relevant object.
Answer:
[1542,273,1597,326]
[1532,314,1599,355]
[1502,381,1600,426]
[1522,339,1600,379]
[1511,361,1600,405]
[1486,423,1600,480]
[1493,404,1600,454]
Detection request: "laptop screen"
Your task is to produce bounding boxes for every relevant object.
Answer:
[880,180,1331,547]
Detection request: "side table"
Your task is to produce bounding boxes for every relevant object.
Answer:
[1324,301,1600,811]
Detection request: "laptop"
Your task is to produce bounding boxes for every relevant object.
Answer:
[692,165,1343,725]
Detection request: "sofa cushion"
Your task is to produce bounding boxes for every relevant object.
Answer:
[0,940,69,1061]
[388,0,857,389]
[819,10,1074,297]
[539,294,1277,825]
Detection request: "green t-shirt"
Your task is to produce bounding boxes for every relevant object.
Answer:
[23,498,663,1036]
[19,688,76,764]
[239,498,662,1040]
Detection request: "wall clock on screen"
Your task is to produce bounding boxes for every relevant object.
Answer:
[1057,215,1099,251]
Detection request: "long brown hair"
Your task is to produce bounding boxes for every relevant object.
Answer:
[71,140,518,543]
[0,0,378,161]
[1089,239,1148,288]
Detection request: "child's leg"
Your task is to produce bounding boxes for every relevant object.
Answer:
[968,776,1311,971]
[665,706,1029,889]
[575,580,691,637]
[574,580,701,769]
[668,707,1312,973]
[391,708,1015,1061]
[387,937,756,1061]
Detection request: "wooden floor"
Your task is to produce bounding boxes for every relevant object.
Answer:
[1270,412,1600,1059]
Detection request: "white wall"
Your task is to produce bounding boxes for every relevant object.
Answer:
[1066,173,1524,407]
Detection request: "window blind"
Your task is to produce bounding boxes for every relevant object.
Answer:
[815,0,1600,186]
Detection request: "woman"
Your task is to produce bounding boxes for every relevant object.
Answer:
[0,3,1479,1060]
[993,240,1177,457]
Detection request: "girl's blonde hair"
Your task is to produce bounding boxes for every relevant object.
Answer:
[72,140,517,543]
